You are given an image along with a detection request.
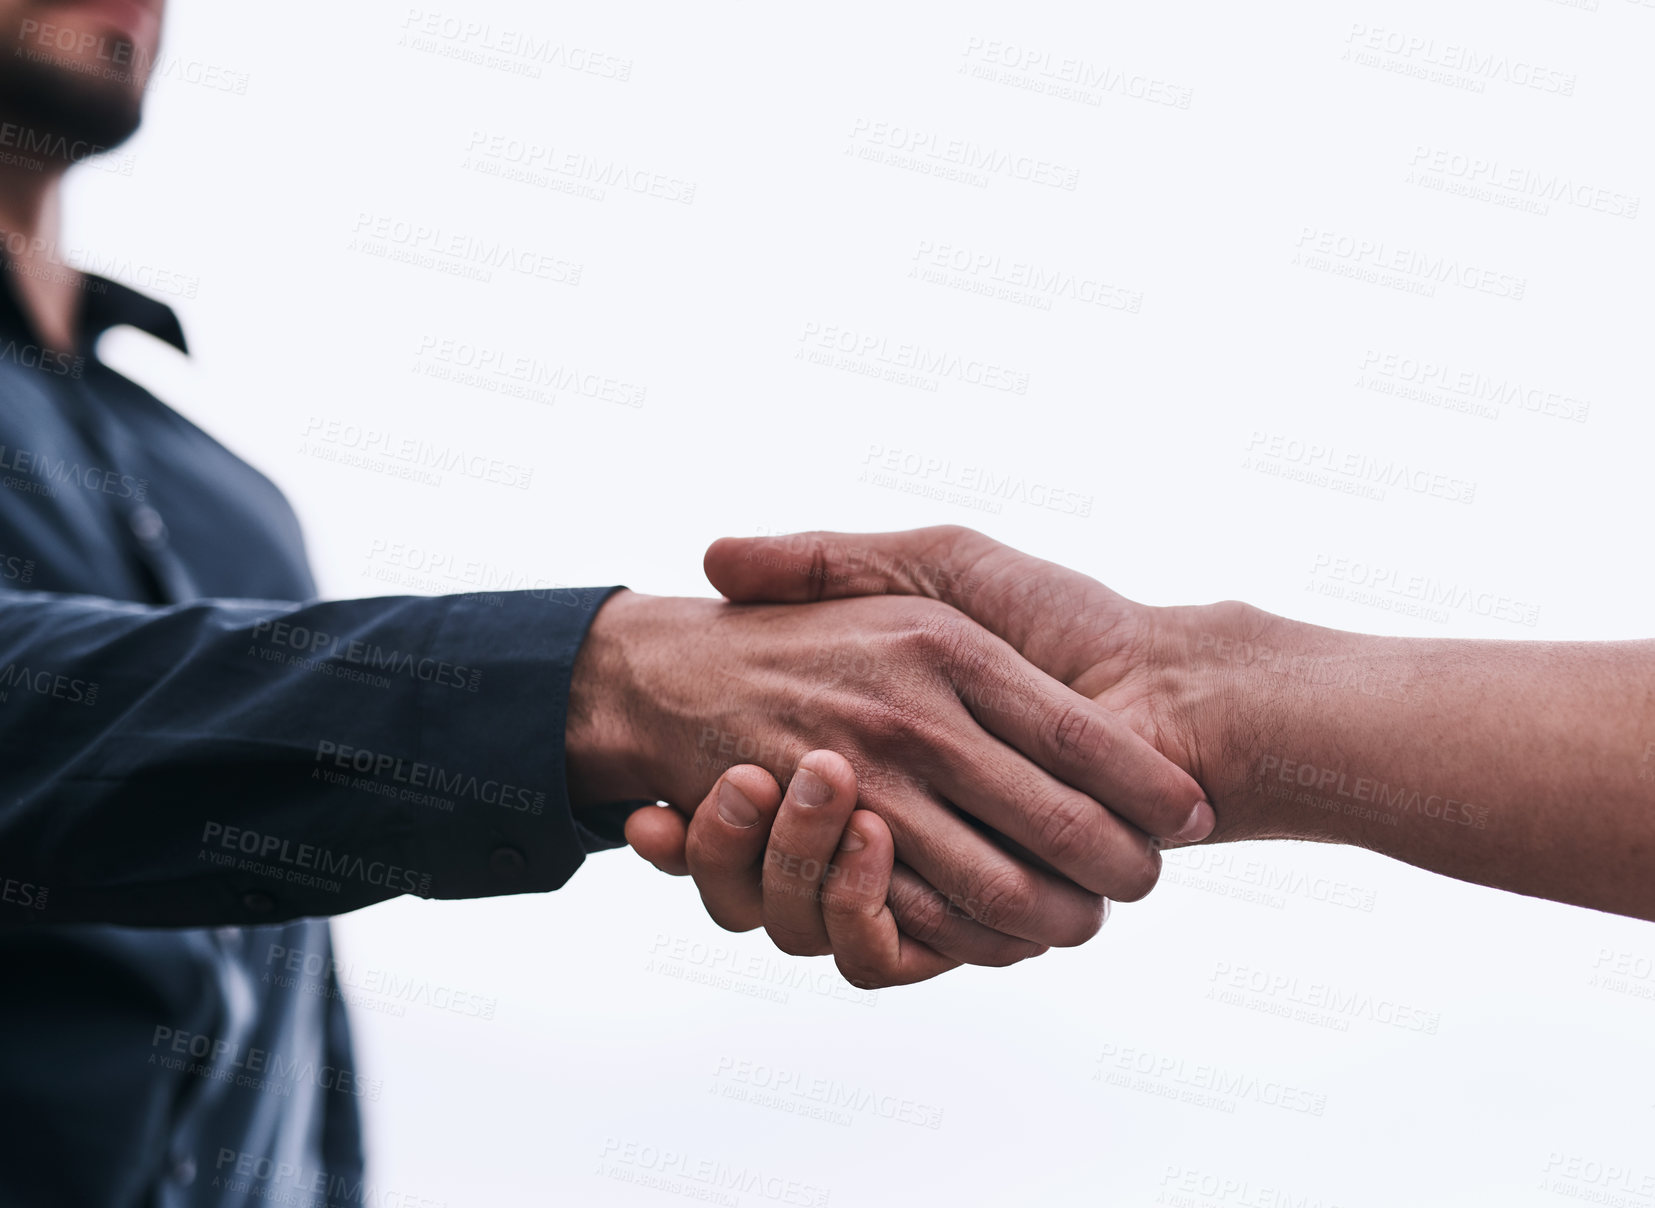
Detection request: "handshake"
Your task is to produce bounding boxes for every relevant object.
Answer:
[571,525,1655,987]
[568,525,1252,989]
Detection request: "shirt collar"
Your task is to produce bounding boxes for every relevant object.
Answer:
[0,250,189,356]
[78,271,190,356]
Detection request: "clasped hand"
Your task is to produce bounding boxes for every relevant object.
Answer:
[619,526,1216,989]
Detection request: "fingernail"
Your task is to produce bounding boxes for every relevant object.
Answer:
[717,780,760,828]
[837,828,866,853]
[792,767,833,807]
[1173,799,1216,844]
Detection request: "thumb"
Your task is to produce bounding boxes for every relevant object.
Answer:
[704,526,991,607]
[704,526,1128,675]
[624,803,691,876]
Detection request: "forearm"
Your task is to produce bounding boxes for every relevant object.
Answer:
[0,587,616,925]
[1164,603,1655,919]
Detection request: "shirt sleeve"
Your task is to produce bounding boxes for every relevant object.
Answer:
[0,585,634,927]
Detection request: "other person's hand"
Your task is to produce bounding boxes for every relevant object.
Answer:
[701,527,1228,835]
[628,752,970,987]
[570,589,1212,964]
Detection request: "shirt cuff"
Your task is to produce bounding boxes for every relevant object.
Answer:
[408,585,630,898]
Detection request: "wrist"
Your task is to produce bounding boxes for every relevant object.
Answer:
[1146,600,1322,843]
[566,589,663,808]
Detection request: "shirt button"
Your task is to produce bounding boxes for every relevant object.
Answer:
[242,891,276,915]
[129,505,168,547]
[170,1156,197,1186]
[489,846,526,880]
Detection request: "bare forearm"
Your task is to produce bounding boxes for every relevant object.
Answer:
[1164,604,1655,919]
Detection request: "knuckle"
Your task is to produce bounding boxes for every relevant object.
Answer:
[687,827,748,877]
[764,919,829,958]
[1051,895,1109,946]
[888,875,1048,966]
[835,952,896,991]
[860,698,926,750]
[820,869,880,919]
[1110,847,1162,904]
[683,827,717,876]
[704,903,760,934]
[907,607,974,664]
[887,878,953,947]
[1029,795,1102,872]
[968,866,1038,933]
[1049,700,1112,767]
[1145,783,1196,838]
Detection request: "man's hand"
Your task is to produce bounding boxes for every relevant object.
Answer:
[701,527,1233,826]
[569,589,1213,964]
[628,752,969,988]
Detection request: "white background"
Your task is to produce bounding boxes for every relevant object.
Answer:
[70,0,1655,1204]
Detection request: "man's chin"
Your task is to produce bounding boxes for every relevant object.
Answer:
[0,53,145,161]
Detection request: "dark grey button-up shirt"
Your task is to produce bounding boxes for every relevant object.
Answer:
[0,258,625,1206]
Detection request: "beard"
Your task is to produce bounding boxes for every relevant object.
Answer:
[0,41,145,160]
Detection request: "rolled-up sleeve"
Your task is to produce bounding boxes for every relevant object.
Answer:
[0,585,628,927]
